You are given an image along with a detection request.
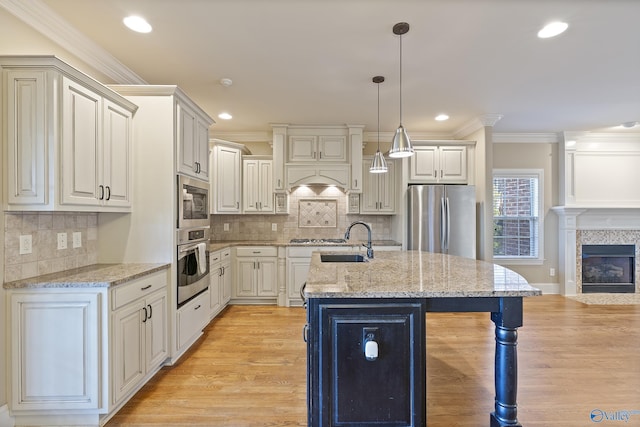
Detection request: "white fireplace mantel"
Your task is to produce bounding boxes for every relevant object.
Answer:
[552,206,640,295]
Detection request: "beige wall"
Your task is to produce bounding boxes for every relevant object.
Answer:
[493,142,559,285]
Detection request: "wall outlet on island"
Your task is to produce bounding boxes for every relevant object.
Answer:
[223,223,230,232]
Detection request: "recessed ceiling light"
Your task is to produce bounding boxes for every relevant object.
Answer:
[220,78,233,87]
[123,15,152,33]
[537,21,568,39]
[435,114,449,121]
[218,112,232,120]
[621,121,638,128]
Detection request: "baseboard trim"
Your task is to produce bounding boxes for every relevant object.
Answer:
[0,403,15,427]
[533,282,561,294]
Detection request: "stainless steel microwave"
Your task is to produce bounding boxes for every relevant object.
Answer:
[178,175,210,229]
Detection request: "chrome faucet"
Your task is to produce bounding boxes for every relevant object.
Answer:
[344,221,374,259]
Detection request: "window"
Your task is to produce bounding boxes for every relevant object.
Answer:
[492,169,543,264]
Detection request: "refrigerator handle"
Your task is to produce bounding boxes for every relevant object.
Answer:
[445,197,451,251]
[440,197,446,249]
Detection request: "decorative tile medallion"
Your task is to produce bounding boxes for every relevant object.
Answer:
[298,199,337,228]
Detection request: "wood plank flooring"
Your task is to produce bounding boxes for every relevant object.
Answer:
[105,295,640,426]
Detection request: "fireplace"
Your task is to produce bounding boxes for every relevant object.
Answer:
[581,244,636,293]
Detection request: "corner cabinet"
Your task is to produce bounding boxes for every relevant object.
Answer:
[409,144,469,184]
[361,158,396,214]
[177,99,213,180]
[6,268,170,427]
[1,55,138,212]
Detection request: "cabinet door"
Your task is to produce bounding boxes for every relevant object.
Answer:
[288,136,317,161]
[410,146,438,182]
[360,159,379,213]
[61,77,101,206]
[214,145,241,213]
[196,119,210,179]
[10,292,101,411]
[221,259,232,304]
[112,300,145,404]
[258,160,273,212]
[177,102,197,178]
[209,260,223,317]
[5,70,47,206]
[102,99,133,207]
[378,160,396,213]
[145,291,169,372]
[257,258,278,296]
[318,136,347,162]
[287,258,310,302]
[439,146,467,183]
[234,258,257,297]
[243,159,260,212]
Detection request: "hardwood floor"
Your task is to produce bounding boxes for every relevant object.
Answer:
[105,295,640,426]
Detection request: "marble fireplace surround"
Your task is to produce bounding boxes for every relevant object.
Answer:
[553,207,640,295]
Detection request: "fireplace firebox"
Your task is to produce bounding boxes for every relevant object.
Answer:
[581,244,636,293]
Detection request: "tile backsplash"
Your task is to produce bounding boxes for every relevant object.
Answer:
[211,186,392,242]
[4,212,98,282]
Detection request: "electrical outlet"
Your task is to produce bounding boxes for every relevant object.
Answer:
[271,223,277,231]
[73,232,82,248]
[223,223,230,231]
[550,267,556,277]
[19,235,32,255]
[57,232,67,250]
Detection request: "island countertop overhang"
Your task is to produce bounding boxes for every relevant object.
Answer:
[303,250,542,299]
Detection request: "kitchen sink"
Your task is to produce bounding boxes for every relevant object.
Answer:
[320,254,368,263]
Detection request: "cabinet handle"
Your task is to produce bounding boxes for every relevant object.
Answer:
[277,179,281,187]
[141,284,152,291]
[440,169,443,178]
[219,267,224,277]
[105,186,111,201]
[252,251,261,254]
[98,185,104,200]
[142,306,148,323]
[303,324,309,343]
[355,179,358,187]
[237,202,239,209]
[147,304,152,319]
[195,304,201,310]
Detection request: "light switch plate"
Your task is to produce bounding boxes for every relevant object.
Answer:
[271,223,277,231]
[19,235,32,255]
[73,232,82,248]
[57,232,67,250]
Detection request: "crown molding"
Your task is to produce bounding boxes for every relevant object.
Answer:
[453,114,503,139]
[211,131,272,143]
[563,131,640,143]
[0,0,146,84]
[493,133,560,144]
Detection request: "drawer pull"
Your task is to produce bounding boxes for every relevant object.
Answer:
[195,304,201,310]
[141,284,152,291]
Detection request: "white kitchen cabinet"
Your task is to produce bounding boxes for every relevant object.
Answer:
[211,140,245,214]
[6,267,169,427]
[176,289,210,351]
[286,164,350,188]
[233,246,278,302]
[409,145,468,184]
[1,56,137,212]
[177,100,212,180]
[111,272,168,406]
[243,158,273,213]
[361,157,396,214]
[288,135,348,163]
[209,247,231,318]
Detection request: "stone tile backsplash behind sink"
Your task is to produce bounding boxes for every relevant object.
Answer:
[210,185,392,242]
[4,212,98,282]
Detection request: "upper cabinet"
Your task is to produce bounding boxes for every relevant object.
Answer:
[361,158,397,214]
[272,124,364,191]
[177,100,213,180]
[211,139,246,214]
[243,157,273,213]
[409,144,470,184]
[1,56,138,212]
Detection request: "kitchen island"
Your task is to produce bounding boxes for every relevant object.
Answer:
[303,250,541,427]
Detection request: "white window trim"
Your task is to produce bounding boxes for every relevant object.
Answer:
[492,168,544,266]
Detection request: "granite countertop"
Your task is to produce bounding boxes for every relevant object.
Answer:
[3,263,170,290]
[304,250,541,298]
[208,239,401,252]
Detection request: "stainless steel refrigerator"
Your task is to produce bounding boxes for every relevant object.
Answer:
[407,185,476,259]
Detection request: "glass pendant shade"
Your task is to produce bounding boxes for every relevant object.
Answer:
[389,125,414,158]
[369,149,388,173]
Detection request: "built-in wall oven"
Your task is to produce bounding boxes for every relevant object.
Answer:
[177,227,210,308]
[178,175,210,229]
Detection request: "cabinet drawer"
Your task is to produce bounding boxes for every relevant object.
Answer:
[221,248,231,259]
[236,246,277,257]
[177,290,209,349]
[112,271,167,310]
[209,249,222,265]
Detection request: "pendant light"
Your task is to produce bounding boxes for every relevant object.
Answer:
[370,76,388,173]
[388,22,414,158]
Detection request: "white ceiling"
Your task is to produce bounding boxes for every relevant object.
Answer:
[17,0,640,138]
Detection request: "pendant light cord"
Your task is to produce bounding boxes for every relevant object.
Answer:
[399,32,403,126]
[377,80,381,150]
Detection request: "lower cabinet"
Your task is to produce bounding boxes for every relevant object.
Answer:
[176,289,210,351]
[6,268,170,426]
[232,246,278,303]
[209,247,232,318]
[306,299,426,427]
